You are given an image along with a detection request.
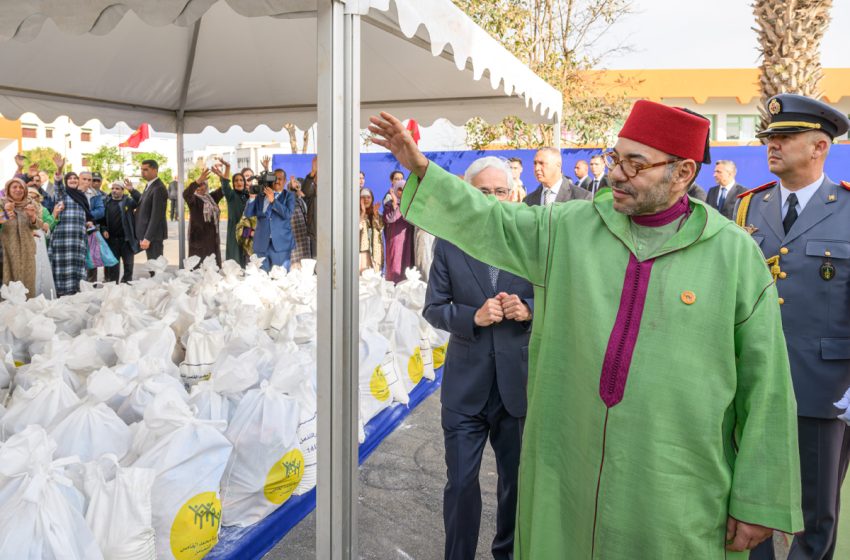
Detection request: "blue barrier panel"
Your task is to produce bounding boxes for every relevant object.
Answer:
[273,145,850,209]
[207,367,444,560]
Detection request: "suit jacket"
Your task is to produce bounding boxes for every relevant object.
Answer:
[524,176,592,206]
[244,191,296,253]
[102,189,141,253]
[134,177,168,242]
[706,182,746,219]
[423,239,533,418]
[576,176,592,191]
[739,177,850,417]
[586,175,610,196]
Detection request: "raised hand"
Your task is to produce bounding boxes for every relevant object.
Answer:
[261,155,271,171]
[211,164,225,178]
[217,157,231,173]
[196,168,211,185]
[123,178,134,191]
[27,162,39,177]
[368,112,428,178]
[14,153,25,171]
[53,154,65,172]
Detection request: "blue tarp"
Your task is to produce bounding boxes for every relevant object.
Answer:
[273,145,850,207]
[207,368,444,560]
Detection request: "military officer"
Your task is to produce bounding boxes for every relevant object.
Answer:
[739,94,850,560]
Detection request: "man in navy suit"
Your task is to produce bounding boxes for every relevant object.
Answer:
[423,157,534,560]
[244,170,296,271]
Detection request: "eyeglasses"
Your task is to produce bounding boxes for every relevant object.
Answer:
[478,187,511,197]
[601,151,681,179]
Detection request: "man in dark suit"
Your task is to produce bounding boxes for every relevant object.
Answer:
[574,159,591,191]
[706,160,746,219]
[102,179,140,283]
[134,159,168,265]
[587,154,610,195]
[423,157,533,560]
[524,147,592,206]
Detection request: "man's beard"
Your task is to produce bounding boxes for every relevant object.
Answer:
[612,173,674,216]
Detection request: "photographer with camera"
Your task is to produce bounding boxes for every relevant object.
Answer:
[243,168,295,271]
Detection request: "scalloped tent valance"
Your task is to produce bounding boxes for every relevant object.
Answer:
[0,0,562,133]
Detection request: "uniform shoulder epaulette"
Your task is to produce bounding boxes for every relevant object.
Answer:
[736,181,778,199]
[841,181,850,192]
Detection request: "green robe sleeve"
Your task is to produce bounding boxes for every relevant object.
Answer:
[729,272,803,533]
[400,162,552,286]
[41,206,56,230]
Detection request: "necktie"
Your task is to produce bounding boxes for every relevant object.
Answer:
[488,265,499,291]
[783,193,798,234]
[592,179,599,194]
[717,187,727,211]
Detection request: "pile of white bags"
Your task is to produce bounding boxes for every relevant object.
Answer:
[0,258,446,558]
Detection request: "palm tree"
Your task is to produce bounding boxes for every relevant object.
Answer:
[753,0,833,133]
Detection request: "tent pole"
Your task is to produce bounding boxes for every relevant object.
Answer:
[316,0,360,558]
[176,116,186,267]
[554,120,562,150]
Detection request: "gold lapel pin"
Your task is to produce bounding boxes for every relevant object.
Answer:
[763,193,772,201]
[829,194,836,202]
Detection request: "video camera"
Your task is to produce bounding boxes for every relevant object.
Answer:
[250,171,276,196]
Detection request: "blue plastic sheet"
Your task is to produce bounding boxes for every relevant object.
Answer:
[207,367,444,560]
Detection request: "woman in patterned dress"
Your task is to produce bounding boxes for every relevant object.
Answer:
[50,156,94,296]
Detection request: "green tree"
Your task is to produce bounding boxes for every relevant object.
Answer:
[21,147,62,174]
[453,0,635,147]
[131,151,168,173]
[87,145,124,182]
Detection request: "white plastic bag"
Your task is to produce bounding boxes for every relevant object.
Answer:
[1,369,80,439]
[359,325,394,423]
[379,300,426,395]
[179,318,225,386]
[220,381,303,526]
[84,455,156,560]
[132,401,232,560]
[0,426,104,560]
[48,368,131,462]
[292,378,318,496]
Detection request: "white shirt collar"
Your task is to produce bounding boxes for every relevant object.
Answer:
[719,180,735,191]
[780,174,824,214]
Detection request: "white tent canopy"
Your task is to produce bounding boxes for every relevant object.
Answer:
[0,0,561,132]
[0,1,561,558]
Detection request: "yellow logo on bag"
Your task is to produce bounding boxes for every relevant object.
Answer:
[433,344,447,369]
[370,366,391,402]
[408,347,424,384]
[170,491,221,560]
[264,448,305,504]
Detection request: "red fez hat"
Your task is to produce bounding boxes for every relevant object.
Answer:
[618,100,711,163]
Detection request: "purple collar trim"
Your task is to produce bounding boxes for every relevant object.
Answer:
[598,254,655,408]
[631,195,691,227]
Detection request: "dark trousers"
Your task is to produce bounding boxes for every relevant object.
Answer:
[86,266,99,283]
[751,417,850,560]
[104,236,135,283]
[145,240,163,260]
[169,198,177,220]
[442,382,523,560]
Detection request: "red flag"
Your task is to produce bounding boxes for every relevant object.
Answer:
[406,119,421,145]
[119,123,150,148]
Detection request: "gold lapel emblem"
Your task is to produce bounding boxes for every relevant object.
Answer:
[763,193,772,201]
[768,98,782,115]
[829,194,836,202]
[743,224,759,235]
